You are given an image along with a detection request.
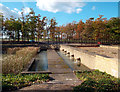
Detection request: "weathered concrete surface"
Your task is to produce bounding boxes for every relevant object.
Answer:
[16,50,82,91]
[77,47,118,58]
[60,44,119,78]
[47,50,82,86]
[100,45,119,49]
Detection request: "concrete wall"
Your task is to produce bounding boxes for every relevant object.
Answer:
[60,45,119,78]
[100,45,118,49]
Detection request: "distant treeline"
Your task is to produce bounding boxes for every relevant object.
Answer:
[0,9,120,42]
[0,8,57,42]
[57,15,120,42]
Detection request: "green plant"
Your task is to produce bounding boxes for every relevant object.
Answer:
[2,74,50,91]
[74,70,120,92]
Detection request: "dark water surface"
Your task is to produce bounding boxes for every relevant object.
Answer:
[29,50,48,71]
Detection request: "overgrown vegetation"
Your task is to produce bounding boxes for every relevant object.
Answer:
[74,70,120,92]
[2,74,49,91]
[2,47,39,74]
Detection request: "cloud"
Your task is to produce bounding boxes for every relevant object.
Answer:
[22,7,31,14]
[0,3,31,19]
[36,0,85,13]
[14,8,19,11]
[76,8,82,14]
[0,3,20,18]
[92,6,96,10]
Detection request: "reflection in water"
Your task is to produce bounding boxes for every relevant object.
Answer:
[29,50,48,71]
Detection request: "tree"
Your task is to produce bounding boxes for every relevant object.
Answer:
[4,16,15,41]
[0,12,4,40]
[21,9,26,41]
[26,8,37,41]
[107,17,120,41]
[13,18,22,41]
[81,17,94,40]
[76,20,84,39]
[49,18,57,40]
[92,15,107,41]
[36,15,47,41]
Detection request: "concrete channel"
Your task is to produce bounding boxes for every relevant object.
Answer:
[60,44,119,78]
[18,45,90,91]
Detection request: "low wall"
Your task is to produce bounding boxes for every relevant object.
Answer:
[100,45,119,49]
[60,45,119,78]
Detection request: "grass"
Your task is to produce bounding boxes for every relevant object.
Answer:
[2,47,39,74]
[2,74,50,91]
[2,47,50,91]
[74,70,120,92]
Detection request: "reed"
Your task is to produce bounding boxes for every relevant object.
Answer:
[2,47,39,74]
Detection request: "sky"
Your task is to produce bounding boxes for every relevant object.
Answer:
[0,0,119,26]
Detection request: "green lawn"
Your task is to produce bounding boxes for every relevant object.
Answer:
[74,70,120,92]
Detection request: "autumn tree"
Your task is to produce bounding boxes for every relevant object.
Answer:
[76,20,84,39]
[36,15,47,41]
[49,18,57,40]
[92,15,107,41]
[21,9,26,41]
[81,17,94,40]
[26,8,37,41]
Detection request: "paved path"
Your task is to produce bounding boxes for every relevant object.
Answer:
[16,50,82,91]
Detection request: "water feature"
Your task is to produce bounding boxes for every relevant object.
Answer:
[28,48,90,72]
[29,50,48,71]
[57,50,90,71]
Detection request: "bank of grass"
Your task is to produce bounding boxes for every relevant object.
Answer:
[74,70,120,92]
[2,74,50,91]
[2,47,39,74]
[2,47,50,91]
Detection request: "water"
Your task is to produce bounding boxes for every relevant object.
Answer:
[29,50,48,71]
[57,51,90,71]
[29,49,90,71]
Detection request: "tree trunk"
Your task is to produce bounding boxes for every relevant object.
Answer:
[17,30,20,42]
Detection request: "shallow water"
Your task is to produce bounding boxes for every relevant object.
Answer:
[29,50,48,71]
[57,51,90,71]
[29,50,90,71]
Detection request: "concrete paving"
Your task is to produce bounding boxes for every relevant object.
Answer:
[47,50,82,86]
[16,50,82,91]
